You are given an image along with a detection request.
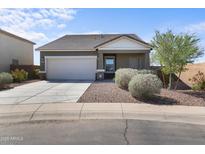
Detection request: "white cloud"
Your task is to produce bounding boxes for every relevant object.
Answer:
[20,31,48,42]
[1,27,48,42]
[183,22,205,63]
[32,12,43,19]
[47,9,76,20]
[57,24,66,29]
[0,8,76,42]
[185,22,205,33]
[38,9,76,20]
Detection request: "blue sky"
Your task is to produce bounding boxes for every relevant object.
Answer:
[0,8,205,65]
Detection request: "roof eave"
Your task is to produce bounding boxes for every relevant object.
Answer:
[0,29,35,45]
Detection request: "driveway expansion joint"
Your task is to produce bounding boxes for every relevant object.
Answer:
[29,104,44,121]
[16,83,63,105]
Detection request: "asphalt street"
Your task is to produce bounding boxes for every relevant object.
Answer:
[0,119,205,145]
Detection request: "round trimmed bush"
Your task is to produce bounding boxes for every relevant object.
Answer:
[128,74,162,99]
[115,68,137,89]
[115,68,156,89]
[137,69,155,75]
[0,72,13,84]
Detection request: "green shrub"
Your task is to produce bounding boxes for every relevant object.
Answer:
[30,69,40,79]
[115,68,138,89]
[34,69,40,78]
[192,83,205,91]
[128,74,162,99]
[0,72,13,84]
[137,69,155,75]
[115,68,155,89]
[11,69,28,82]
[189,71,205,91]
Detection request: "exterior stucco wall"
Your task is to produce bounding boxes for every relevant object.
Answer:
[0,32,34,72]
[97,53,104,69]
[40,50,150,71]
[40,51,97,71]
[98,50,150,70]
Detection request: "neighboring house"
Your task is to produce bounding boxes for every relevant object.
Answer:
[0,29,35,72]
[36,34,151,80]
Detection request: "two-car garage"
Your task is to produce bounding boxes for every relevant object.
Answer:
[45,56,97,80]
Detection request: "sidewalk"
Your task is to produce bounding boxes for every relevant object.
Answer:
[0,103,205,125]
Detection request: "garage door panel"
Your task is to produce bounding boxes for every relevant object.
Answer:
[46,56,97,80]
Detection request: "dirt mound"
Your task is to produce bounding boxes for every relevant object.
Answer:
[180,62,205,86]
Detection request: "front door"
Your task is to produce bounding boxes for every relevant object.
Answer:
[104,55,116,73]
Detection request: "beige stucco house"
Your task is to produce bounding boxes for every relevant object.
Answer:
[0,29,35,72]
[36,34,151,80]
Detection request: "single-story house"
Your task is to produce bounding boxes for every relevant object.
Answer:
[36,34,151,80]
[0,29,35,72]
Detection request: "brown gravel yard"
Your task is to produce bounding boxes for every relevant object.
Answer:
[77,82,205,106]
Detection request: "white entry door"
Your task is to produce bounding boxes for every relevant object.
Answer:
[46,56,97,80]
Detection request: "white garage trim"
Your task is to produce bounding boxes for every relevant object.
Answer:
[45,56,97,80]
[38,49,94,51]
[45,56,97,59]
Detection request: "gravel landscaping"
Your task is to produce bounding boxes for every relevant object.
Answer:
[78,82,205,106]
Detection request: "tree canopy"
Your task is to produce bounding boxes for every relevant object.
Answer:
[151,30,203,89]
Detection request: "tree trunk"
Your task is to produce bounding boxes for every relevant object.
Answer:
[161,71,166,88]
[174,66,183,90]
[174,72,182,90]
[160,64,166,88]
[168,73,172,90]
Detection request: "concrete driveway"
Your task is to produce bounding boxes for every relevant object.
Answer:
[0,81,91,104]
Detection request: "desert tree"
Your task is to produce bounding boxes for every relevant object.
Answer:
[151,30,203,90]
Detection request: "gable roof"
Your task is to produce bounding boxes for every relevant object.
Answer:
[94,34,150,49]
[36,34,151,51]
[0,29,35,45]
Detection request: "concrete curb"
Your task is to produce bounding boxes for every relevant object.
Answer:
[0,103,205,125]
